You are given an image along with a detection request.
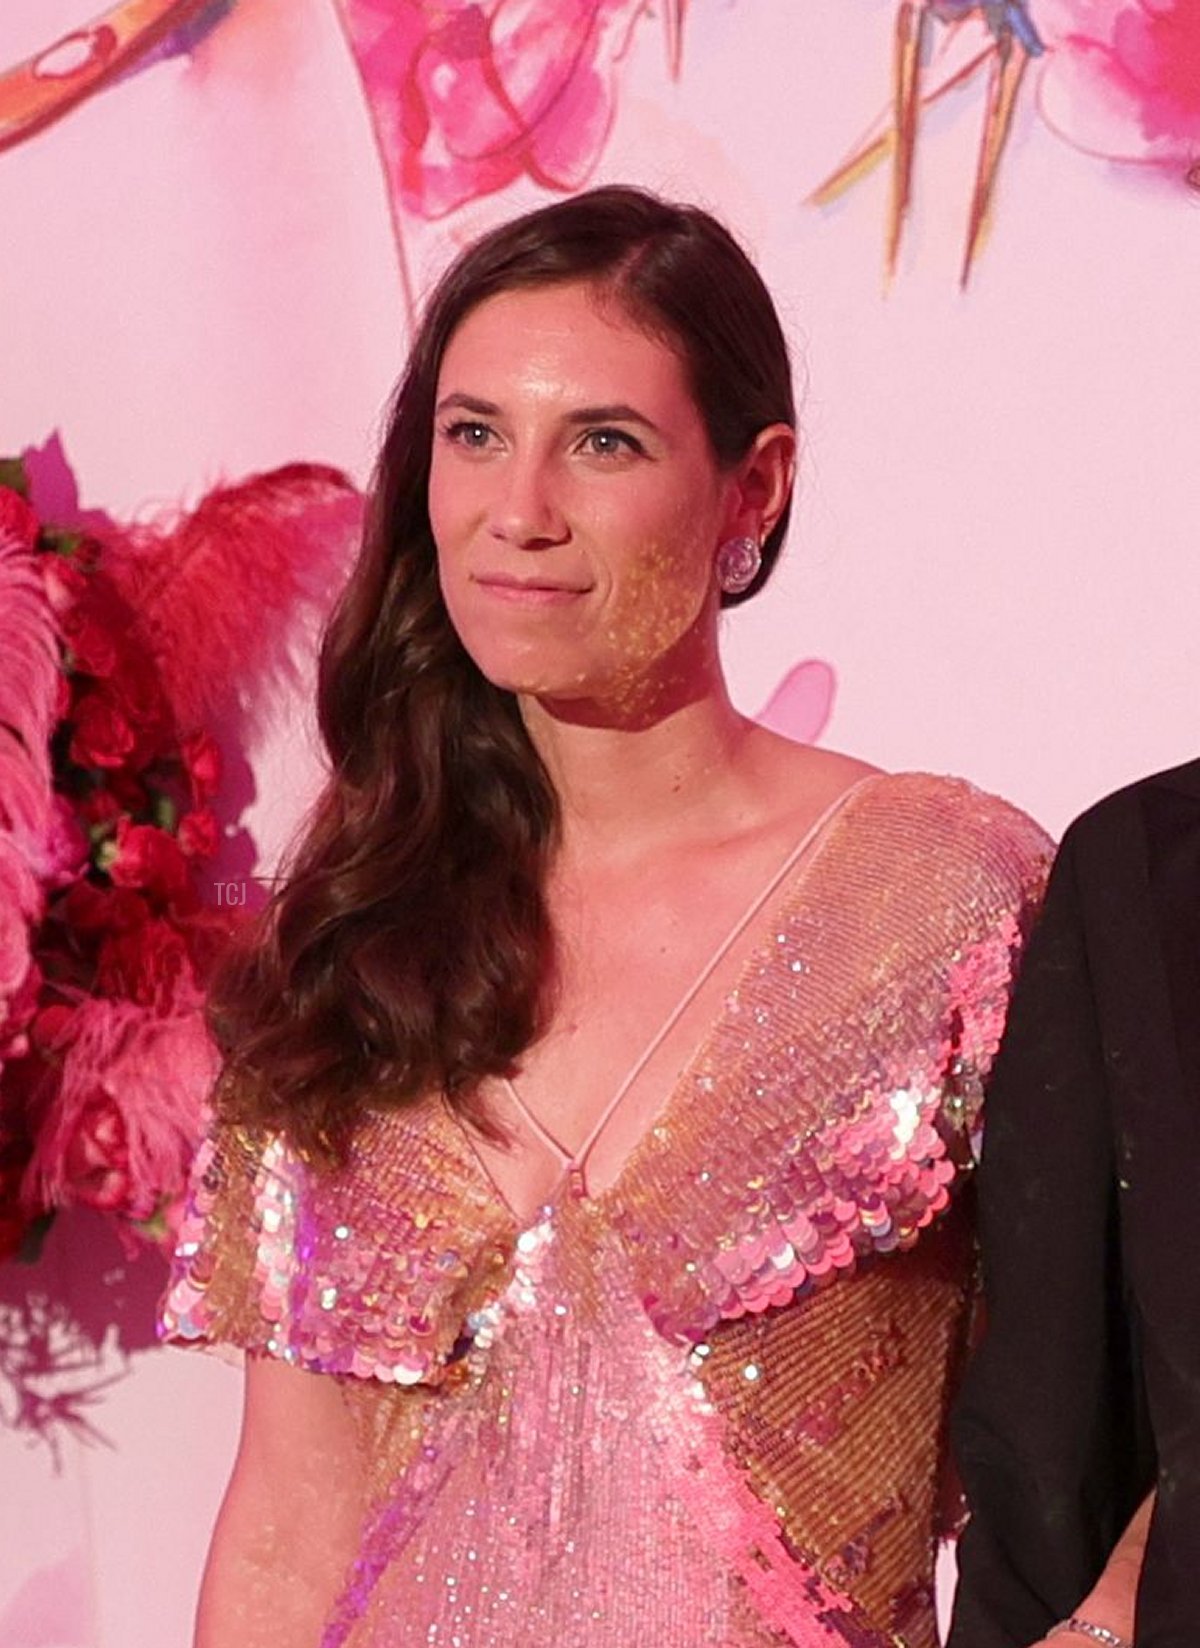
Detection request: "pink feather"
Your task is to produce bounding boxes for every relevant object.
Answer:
[22,997,219,1221]
[0,494,61,848]
[0,838,43,1058]
[101,463,363,735]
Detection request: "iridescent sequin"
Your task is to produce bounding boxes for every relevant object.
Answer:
[160,774,1050,1647]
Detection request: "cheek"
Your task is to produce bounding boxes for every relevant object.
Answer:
[594,522,716,672]
[427,459,465,555]
[605,492,716,607]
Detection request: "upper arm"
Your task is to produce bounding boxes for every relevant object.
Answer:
[235,1351,362,1487]
[196,1357,366,1648]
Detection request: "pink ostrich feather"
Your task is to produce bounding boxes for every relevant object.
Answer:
[0,496,59,1061]
[23,996,219,1222]
[0,496,61,851]
[101,463,363,735]
[0,837,43,1044]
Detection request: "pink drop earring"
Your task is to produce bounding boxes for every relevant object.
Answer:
[715,535,762,595]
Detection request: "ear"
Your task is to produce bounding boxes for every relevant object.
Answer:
[724,424,796,543]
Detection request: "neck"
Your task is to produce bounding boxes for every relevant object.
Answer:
[522,674,761,865]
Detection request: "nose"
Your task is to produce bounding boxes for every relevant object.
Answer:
[487,452,569,551]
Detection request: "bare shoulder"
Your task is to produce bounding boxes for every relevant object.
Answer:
[745,726,881,826]
[747,731,1052,901]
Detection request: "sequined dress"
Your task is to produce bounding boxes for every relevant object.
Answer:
[162,773,1050,1648]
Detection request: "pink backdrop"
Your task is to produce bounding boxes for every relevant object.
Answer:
[2,1,1198,1641]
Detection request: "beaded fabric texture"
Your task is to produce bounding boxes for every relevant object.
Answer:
[161,773,1052,1647]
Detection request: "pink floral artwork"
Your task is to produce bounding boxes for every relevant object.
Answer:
[753,660,837,746]
[1037,0,1200,176]
[0,1,234,155]
[0,1548,89,1647]
[337,0,662,220]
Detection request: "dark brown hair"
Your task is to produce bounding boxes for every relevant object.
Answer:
[211,185,797,1157]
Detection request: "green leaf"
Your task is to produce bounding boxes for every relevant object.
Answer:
[0,457,31,499]
[131,1203,170,1245]
[41,527,84,560]
[152,792,178,833]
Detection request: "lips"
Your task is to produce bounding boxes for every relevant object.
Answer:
[472,572,591,605]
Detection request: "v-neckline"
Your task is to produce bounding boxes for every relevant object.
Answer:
[450,772,882,1228]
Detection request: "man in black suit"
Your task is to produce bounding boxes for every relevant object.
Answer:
[949,760,1200,1647]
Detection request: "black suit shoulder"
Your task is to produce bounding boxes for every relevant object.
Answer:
[1058,757,1200,868]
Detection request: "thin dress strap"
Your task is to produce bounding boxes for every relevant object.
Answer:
[503,772,878,1174]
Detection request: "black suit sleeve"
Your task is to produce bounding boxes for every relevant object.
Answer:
[1123,782,1200,1645]
[947,826,1152,1647]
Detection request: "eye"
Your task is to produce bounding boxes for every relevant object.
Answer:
[442,419,497,451]
[578,427,645,460]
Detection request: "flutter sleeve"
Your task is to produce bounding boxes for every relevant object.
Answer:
[160,1100,517,1386]
[159,1118,305,1361]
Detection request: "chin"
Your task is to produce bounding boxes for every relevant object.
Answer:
[480,662,598,701]
[457,636,590,698]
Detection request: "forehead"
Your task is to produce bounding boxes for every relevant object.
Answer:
[437,282,694,408]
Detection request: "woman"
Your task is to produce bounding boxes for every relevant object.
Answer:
[161,186,1050,1647]
[950,761,1200,1648]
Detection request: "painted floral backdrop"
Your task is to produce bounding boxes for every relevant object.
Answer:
[4,3,1198,273]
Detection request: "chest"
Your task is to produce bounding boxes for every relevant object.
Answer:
[301,884,974,1370]
[473,863,810,1219]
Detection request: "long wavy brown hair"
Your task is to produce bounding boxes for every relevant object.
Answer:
[211,185,797,1159]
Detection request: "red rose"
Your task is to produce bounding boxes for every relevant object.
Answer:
[69,692,135,769]
[77,787,124,831]
[61,1095,131,1213]
[0,485,39,552]
[61,608,119,678]
[180,729,222,806]
[105,821,191,901]
[177,807,219,859]
[104,770,148,814]
[96,917,195,1011]
[40,555,89,615]
[107,647,168,734]
[62,878,150,936]
[71,535,103,571]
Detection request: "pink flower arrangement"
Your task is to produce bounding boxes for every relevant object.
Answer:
[0,452,362,1261]
[339,0,657,219]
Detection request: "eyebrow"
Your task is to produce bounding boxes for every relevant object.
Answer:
[435,393,501,417]
[434,392,662,435]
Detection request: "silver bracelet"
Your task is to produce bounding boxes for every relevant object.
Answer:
[1047,1618,1133,1648]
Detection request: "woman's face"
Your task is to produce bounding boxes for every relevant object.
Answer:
[428,280,740,711]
